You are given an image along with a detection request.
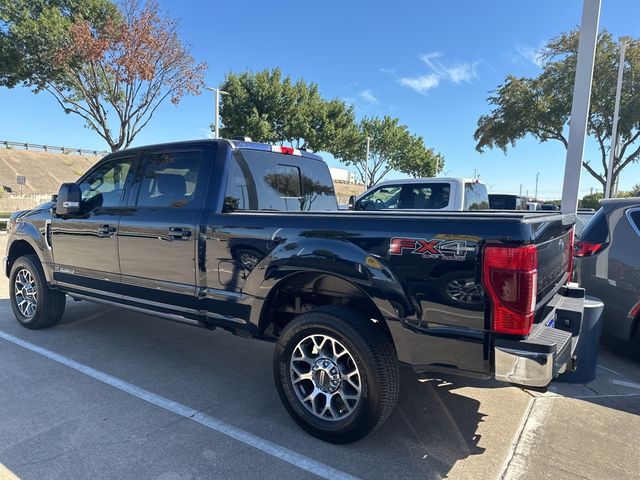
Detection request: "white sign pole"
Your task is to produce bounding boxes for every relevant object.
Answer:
[561,0,601,215]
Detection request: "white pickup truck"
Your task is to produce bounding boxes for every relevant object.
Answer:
[349,177,489,211]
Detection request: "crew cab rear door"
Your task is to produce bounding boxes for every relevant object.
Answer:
[116,144,214,316]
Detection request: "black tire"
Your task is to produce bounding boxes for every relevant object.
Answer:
[273,306,399,443]
[9,254,66,330]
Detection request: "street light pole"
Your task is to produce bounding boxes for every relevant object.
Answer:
[561,0,601,215]
[535,172,540,200]
[365,136,371,187]
[205,87,229,139]
[604,36,630,199]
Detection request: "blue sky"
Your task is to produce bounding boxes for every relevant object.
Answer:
[1,0,639,199]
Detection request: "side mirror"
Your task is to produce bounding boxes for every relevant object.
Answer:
[56,183,82,216]
[348,195,356,209]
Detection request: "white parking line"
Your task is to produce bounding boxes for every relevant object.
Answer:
[0,330,359,480]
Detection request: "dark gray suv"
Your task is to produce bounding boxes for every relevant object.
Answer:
[574,198,640,352]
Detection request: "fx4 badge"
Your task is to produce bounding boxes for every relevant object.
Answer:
[389,238,472,261]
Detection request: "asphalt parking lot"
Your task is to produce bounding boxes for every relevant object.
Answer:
[1,235,639,479]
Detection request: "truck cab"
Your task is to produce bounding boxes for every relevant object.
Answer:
[352,177,489,211]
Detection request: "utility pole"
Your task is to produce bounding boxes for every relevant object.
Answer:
[365,136,371,187]
[604,36,630,199]
[205,87,229,139]
[519,184,522,196]
[535,172,540,200]
[561,0,601,214]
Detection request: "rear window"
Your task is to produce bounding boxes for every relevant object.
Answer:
[223,150,337,212]
[628,209,640,237]
[464,183,489,210]
[579,208,608,242]
[489,194,515,209]
[400,183,450,209]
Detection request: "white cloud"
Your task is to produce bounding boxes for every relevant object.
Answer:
[515,44,545,67]
[379,67,397,75]
[398,52,479,94]
[399,74,440,94]
[419,52,478,84]
[358,89,379,105]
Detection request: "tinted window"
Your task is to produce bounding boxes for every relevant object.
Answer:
[136,151,202,208]
[464,183,489,210]
[79,157,133,208]
[489,194,515,210]
[357,185,402,210]
[628,209,640,237]
[224,150,337,212]
[399,183,450,209]
[579,208,608,243]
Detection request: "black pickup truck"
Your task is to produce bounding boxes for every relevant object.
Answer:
[5,139,587,443]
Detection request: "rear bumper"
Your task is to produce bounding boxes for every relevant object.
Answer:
[494,284,585,388]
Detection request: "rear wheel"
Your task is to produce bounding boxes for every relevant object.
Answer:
[273,306,399,443]
[9,254,65,329]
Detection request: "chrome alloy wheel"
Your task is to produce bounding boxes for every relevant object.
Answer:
[445,278,482,305]
[290,334,361,421]
[14,268,38,318]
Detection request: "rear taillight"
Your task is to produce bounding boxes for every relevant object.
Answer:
[573,240,605,257]
[483,244,538,336]
[567,229,575,280]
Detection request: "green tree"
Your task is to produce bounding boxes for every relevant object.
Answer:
[219,68,357,155]
[1,0,206,152]
[394,135,444,179]
[580,192,603,210]
[341,116,442,187]
[0,0,118,89]
[474,31,640,191]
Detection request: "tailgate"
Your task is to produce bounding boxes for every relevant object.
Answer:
[531,217,574,313]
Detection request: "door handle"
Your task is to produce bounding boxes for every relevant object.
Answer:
[98,224,117,237]
[168,227,192,240]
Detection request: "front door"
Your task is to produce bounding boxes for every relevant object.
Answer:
[117,147,210,316]
[51,155,136,296]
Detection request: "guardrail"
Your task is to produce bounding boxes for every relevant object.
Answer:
[1,140,108,157]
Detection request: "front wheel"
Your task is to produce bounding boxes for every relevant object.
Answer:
[9,254,66,329]
[273,306,399,443]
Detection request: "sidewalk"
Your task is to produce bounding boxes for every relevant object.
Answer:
[500,355,640,480]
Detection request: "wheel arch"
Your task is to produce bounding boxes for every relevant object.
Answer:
[255,271,395,345]
[6,239,40,277]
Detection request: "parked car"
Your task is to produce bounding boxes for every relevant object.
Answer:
[526,202,541,210]
[576,208,597,236]
[541,204,560,211]
[574,198,640,352]
[350,177,489,211]
[6,139,588,443]
[488,193,527,210]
